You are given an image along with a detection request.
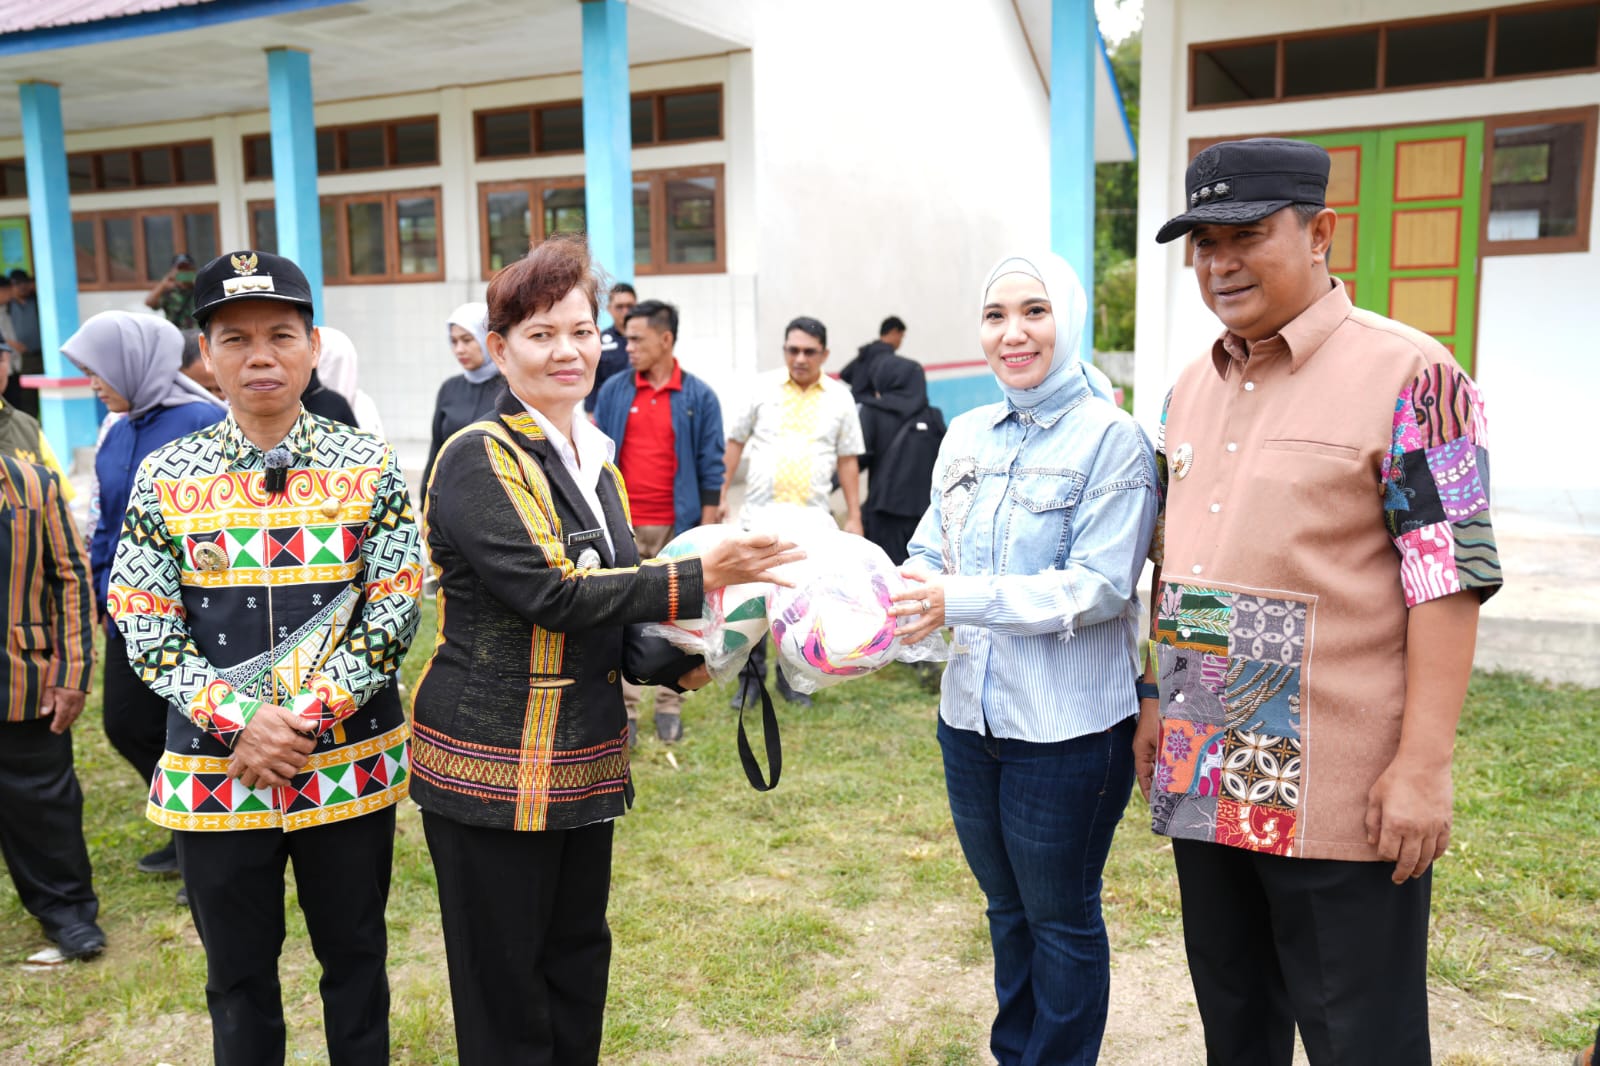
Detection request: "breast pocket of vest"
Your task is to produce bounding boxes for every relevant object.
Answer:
[1001,472,1086,574]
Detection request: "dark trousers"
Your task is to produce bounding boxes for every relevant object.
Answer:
[863,510,920,566]
[939,716,1135,1066]
[1173,837,1433,1066]
[102,626,169,788]
[423,811,614,1066]
[0,718,98,936]
[176,807,396,1066]
[745,634,802,700]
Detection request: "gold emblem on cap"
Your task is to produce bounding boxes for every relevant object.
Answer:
[1172,443,1194,480]
[223,276,277,296]
[192,542,230,572]
[230,252,259,276]
[319,496,342,519]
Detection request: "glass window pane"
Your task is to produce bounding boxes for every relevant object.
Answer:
[104,217,138,284]
[316,129,337,174]
[485,189,531,272]
[479,110,532,158]
[73,218,98,283]
[1283,32,1378,97]
[246,136,272,180]
[537,104,584,153]
[1495,3,1600,77]
[659,90,721,141]
[143,214,177,280]
[179,143,214,184]
[345,200,387,276]
[184,212,218,263]
[101,151,135,189]
[633,182,651,266]
[321,203,339,279]
[1488,121,1587,241]
[631,96,654,145]
[342,126,385,170]
[542,185,586,238]
[1385,18,1487,88]
[68,153,95,192]
[1,160,26,199]
[396,196,439,275]
[252,206,278,255]
[138,148,174,186]
[665,176,717,265]
[393,120,437,165]
[1193,43,1277,104]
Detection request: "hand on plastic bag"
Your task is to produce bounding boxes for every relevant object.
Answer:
[641,524,782,682]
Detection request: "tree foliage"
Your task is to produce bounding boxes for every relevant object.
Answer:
[1094,25,1140,353]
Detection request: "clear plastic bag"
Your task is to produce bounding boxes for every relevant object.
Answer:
[641,524,771,681]
[768,528,949,694]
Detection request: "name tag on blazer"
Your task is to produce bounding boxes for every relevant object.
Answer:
[566,528,605,546]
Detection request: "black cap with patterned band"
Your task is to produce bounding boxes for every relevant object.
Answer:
[192,250,316,326]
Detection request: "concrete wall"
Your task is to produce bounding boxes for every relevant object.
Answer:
[1136,0,1600,525]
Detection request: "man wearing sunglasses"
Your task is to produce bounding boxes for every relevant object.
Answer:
[720,316,864,707]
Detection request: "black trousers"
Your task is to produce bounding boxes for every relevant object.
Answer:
[423,811,614,1066]
[745,634,801,699]
[1173,838,1432,1066]
[102,626,169,789]
[0,718,98,936]
[176,807,395,1066]
[863,510,920,566]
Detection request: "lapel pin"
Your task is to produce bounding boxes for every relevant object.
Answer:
[193,542,230,572]
[1173,443,1194,480]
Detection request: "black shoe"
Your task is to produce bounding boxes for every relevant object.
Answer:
[655,712,683,744]
[729,683,757,710]
[627,718,640,748]
[137,840,179,875]
[775,674,812,708]
[55,922,106,961]
[176,885,189,908]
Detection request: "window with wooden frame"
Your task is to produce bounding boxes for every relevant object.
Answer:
[477,164,725,278]
[473,85,724,160]
[247,188,444,284]
[1483,106,1597,255]
[0,158,27,199]
[60,142,215,193]
[1190,2,1600,109]
[72,205,221,290]
[242,117,439,179]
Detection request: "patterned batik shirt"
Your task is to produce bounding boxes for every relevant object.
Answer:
[1149,281,1500,861]
[110,410,423,832]
[727,370,864,520]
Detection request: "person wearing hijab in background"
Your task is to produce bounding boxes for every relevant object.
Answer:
[887,253,1158,1065]
[317,326,386,438]
[300,366,357,427]
[424,301,501,491]
[855,344,945,566]
[61,311,225,885]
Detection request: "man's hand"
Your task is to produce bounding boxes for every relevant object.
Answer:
[677,665,712,691]
[843,514,864,537]
[1365,754,1453,884]
[228,704,318,790]
[1133,698,1160,801]
[41,687,88,735]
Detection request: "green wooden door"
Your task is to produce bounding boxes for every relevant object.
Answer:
[1301,122,1481,373]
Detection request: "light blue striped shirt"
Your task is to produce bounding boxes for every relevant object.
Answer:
[905,366,1158,743]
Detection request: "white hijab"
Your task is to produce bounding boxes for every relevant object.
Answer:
[447,301,497,385]
[316,325,386,438]
[980,252,1115,409]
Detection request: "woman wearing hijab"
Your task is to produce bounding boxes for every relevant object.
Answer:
[411,236,800,1065]
[316,325,386,437]
[423,301,500,491]
[888,253,1159,1065]
[61,311,225,881]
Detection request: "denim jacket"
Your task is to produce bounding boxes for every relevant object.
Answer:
[906,366,1158,742]
[593,366,725,535]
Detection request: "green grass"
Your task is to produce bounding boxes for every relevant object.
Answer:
[2,604,1596,1063]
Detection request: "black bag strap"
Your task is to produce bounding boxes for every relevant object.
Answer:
[734,656,782,792]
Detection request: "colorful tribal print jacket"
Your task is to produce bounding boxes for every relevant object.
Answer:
[409,391,699,833]
[109,410,423,832]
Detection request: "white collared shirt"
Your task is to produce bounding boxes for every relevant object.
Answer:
[520,399,617,558]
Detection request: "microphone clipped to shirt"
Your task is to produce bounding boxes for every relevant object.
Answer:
[264,447,293,495]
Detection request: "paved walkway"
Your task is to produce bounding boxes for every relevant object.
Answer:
[1476,507,1600,687]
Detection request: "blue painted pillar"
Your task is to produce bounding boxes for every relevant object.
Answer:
[18,81,95,459]
[266,47,323,323]
[1050,0,1096,362]
[581,0,634,286]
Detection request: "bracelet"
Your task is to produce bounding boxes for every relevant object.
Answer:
[1136,681,1160,702]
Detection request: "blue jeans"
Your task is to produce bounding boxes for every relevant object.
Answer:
[939,715,1136,1066]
